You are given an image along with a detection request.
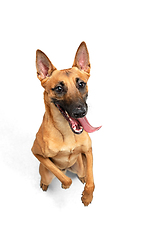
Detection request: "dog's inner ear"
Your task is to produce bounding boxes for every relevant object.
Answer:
[73,42,90,74]
[36,50,56,81]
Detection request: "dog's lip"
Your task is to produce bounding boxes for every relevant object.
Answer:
[55,104,102,134]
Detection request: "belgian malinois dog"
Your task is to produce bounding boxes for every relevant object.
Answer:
[31,42,101,206]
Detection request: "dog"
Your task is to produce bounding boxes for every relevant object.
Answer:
[31,42,101,206]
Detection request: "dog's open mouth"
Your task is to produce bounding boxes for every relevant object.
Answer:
[55,104,83,134]
[55,104,101,134]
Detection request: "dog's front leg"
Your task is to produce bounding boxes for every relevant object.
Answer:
[81,148,95,206]
[34,154,72,189]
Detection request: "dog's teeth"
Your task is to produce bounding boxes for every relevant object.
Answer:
[65,111,69,118]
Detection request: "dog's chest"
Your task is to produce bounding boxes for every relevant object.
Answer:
[46,134,91,169]
[53,145,82,169]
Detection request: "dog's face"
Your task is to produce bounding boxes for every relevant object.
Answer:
[36,42,91,134]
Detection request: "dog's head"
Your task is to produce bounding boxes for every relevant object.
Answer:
[36,42,91,134]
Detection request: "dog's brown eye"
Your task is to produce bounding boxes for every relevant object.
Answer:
[52,86,64,94]
[56,86,63,93]
[78,81,86,88]
[76,78,86,89]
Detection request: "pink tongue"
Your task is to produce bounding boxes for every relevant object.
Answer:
[78,116,102,133]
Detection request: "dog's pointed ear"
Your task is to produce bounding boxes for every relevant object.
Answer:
[72,42,91,74]
[36,50,56,81]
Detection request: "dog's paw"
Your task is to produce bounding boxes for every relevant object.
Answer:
[40,181,49,191]
[61,178,72,189]
[81,191,93,206]
[81,183,95,206]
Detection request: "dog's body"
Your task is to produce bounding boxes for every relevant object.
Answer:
[32,42,100,206]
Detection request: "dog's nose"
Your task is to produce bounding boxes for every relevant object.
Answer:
[72,104,87,118]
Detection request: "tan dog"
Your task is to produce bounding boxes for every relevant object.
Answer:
[31,42,101,206]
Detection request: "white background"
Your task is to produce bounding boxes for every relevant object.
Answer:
[0,0,160,239]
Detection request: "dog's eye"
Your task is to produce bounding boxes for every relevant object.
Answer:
[76,78,86,89]
[52,86,64,94]
[56,86,63,93]
[78,81,86,88]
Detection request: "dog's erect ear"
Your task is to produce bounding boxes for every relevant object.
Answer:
[36,50,56,81]
[72,42,90,74]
